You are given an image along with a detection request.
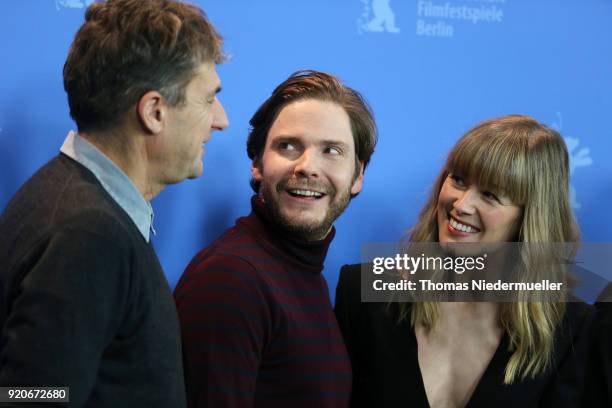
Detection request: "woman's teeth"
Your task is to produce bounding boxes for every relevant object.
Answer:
[450,217,479,233]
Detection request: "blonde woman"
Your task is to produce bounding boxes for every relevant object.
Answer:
[335,115,594,407]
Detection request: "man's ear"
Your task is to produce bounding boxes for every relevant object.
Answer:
[350,161,365,195]
[137,91,166,134]
[251,159,263,183]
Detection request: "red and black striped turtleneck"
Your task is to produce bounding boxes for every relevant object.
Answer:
[175,196,352,408]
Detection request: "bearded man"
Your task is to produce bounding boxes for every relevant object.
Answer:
[174,70,377,407]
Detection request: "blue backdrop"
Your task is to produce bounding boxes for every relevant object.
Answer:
[1,0,611,303]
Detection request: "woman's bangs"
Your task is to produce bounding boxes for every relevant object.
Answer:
[447,134,528,205]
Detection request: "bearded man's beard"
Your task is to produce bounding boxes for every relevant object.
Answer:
[260,176,352,241]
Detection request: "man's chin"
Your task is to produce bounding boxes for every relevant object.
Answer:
[187,163,204,180]
[282,220,331,241]
[165,168,201,185]
[274,209,328,240]
[280,207,323,223]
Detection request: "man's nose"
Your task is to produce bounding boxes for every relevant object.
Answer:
[293,148,320,179]
[211,98,229,131]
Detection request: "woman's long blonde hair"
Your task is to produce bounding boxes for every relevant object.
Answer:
[405,115,579,384]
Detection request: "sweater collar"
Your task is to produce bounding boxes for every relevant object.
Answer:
[239,196,335,273]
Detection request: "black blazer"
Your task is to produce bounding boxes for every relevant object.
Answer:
[584,289,612,406]
[335,264,597,408]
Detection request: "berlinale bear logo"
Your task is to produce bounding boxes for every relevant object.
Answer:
[358,0,401,34]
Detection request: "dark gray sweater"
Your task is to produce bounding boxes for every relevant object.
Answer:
[0,154,186,407]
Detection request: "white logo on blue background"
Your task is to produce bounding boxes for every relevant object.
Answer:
[55,0,95,10]
[358,0,401,34]
[551,112,593,210]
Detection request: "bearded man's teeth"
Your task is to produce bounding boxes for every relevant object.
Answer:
[289,189,323,198]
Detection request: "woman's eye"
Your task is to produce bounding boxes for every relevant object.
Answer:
[483,191,501,203]
[449,174,465,187]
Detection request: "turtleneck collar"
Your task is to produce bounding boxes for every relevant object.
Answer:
[237,196,335,273]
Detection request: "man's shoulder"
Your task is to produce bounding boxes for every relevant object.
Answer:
[3,155,136,236]
[189,226,253,270]
[190,216,267,267]
[176,217,274,297]
[1,155,143,271]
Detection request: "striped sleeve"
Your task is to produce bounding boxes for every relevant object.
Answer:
[175,254,271,408]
